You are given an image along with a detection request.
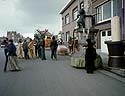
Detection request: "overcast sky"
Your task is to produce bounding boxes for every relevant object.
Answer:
[0,0,68,38]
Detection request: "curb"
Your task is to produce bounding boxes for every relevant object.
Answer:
[98,69,125,83]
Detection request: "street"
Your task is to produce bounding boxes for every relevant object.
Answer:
[0,48,125,96]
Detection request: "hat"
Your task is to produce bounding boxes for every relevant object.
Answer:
[52,36,55,40]
[9,39,13,43]
[86,39,91,43]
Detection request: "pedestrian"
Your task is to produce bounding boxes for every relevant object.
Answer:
[17,39,23,59]
[37,39,41,58]
[28,38,35,59]
[85,39,96,74]
[74,38,79,53]
[50,36,58,60]
[40,36,46,60]
[3,38,9,72]
[68,37,73,55]
[34,38,38,57]
[7,39,21,71]
[22,40,29,59]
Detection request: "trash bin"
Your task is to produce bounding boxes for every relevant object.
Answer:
[123,40,125,65]
[105,41,125,68]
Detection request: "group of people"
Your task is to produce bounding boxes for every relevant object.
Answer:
[17,38,38,60]
[2,36,58,72]
[17,36,58,60]
[2,35,97,74]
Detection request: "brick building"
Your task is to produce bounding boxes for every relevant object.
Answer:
[60,0,124,53]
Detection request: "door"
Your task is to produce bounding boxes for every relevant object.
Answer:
[101,30,112,53]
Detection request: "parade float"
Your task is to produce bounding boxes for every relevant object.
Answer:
[70,0,102,69]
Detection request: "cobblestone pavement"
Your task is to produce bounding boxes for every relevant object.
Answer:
[0,48,125,96]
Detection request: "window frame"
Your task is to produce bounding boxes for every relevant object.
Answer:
[96,0,117,23]
[72,7,78,21]
[80,1,84,9]
[65,13,70,24]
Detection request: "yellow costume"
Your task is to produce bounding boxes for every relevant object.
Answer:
[17,43,23,59]
[28,41,35,58]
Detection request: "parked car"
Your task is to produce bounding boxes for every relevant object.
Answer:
[0,42,5,48]
[0,44,5,48]
[57,45,68,55]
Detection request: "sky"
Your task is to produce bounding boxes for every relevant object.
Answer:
[0,0,68,38]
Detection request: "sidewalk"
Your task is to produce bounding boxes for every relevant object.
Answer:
[96,49,125,83]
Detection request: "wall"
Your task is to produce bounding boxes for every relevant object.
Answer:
[61,0,84,42]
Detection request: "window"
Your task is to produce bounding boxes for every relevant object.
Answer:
[97,6,102,22]
[72,7,78,21]
[103,2,111,20]
[80,2,84,9]
[107,31,111,36]
[96,0,117,23]
[66,31,70,42]
[113,0,118,16]
[65,14,70,24]
[102,31,106,36]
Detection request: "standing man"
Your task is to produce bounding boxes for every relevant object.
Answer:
[3,38,8,72]
[68,37,73,55]
[37,38,41,58]
[22,40,29,59]
[50,36,58,60]
[41,36,46,60]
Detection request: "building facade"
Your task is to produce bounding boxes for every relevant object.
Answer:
[0,36,6,43]
[60,0,84,43]
[7,31,24,43]
[91,0,124,53]
[60,0,125,53]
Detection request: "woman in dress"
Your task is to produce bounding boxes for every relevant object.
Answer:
[28,38,35,58]
[17,39,23,59]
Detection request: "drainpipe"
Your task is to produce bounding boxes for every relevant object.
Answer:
[122,0,124,40]
[78,0,80,11]
[122,0,125,40]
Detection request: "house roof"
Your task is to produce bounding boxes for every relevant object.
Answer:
[59,0,76,14]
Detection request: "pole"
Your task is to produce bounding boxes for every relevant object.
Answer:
[78,0,80,11]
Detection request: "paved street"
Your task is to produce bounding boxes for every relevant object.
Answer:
[0,48,125,96]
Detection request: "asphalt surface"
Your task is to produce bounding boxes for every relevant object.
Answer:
[0,48,125,96]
